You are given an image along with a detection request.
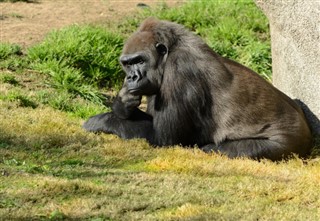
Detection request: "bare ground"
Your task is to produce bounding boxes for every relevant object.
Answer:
[0,0,181,48]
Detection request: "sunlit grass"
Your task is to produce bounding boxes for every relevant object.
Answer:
[28,25,124,90]
[1,101,320,220]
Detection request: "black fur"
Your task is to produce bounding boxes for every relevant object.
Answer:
[83,18,312,161]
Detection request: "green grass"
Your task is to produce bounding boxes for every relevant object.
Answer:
[28,25,124,88]
[0,73,19,85]
[0,43,28,73]
[0,43,22,59]
[28,25,124,104]
[1,0,319,220]
[0,72,108,119]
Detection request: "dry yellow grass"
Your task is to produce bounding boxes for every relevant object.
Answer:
[1,100,320,220]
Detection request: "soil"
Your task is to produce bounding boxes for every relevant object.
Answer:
[0,0,182,48]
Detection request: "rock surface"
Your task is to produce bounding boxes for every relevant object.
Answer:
[255,0,320,134]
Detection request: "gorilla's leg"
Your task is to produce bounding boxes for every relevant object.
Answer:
[83,108,153,140]
[201,139,292,161]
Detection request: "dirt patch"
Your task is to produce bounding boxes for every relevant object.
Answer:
[0,0,182,48]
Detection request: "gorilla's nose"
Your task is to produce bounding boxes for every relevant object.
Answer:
[127,70,142,83]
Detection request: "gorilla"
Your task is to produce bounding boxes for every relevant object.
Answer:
[83,17,312,161]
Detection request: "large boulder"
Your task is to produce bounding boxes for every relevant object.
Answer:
[255,0,320,134]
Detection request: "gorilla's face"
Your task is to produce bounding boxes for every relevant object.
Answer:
[120,31,168,96]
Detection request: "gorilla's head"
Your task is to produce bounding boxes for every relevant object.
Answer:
[120,19,169,96]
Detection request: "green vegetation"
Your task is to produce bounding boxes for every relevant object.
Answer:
[1,0,319,220]
[28,25,124,104]
[0,43,28,72]
[0,43,22,59]
[28,25,124,88]
[0,73,19,86]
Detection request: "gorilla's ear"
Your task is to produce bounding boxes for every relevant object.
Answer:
[156,43,168,56]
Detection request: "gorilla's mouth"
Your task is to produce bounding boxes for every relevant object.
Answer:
[127,83,145,95]
[127,78,157,96]
[128,88,141,94]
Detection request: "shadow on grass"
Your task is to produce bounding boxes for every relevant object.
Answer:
[0,124,153,180]
[0,140,139,177]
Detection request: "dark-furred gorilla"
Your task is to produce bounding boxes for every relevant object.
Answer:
[83,17,312,161]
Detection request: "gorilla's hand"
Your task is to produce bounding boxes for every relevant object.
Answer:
[119,87,142,110]
[112,86,142,119]
[83,112,114,133]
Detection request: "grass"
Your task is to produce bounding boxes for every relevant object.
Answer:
[28,25,124,88]
[28,25,124,105]
[1,0,319,220]
[0,70,107,118]
[1,102,320,220]
[0,43,22,59]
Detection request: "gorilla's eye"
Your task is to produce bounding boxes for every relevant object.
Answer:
[137,58,144,64]
[121,55,145,67]
[132,56,145,65]
[156,43,168,55]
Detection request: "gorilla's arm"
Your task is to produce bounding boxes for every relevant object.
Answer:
[83,82,154,140]
[83,108,153,139]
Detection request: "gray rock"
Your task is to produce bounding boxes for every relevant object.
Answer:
[255,0,320,134]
